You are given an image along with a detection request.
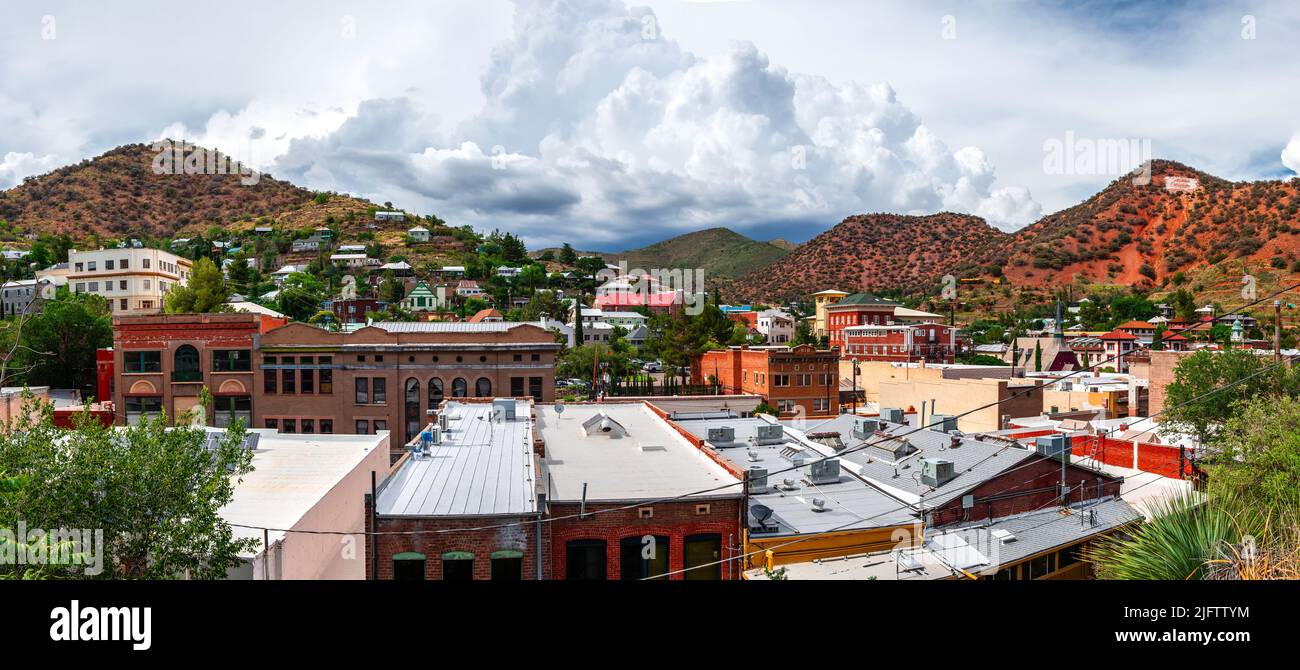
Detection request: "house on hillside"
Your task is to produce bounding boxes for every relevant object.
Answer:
[406,226,430,243]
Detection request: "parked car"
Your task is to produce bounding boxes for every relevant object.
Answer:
[642,361,662,372]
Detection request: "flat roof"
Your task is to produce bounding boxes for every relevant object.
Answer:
[220,429,387,555]
[534,403,741,502]
[375,400,537,517]
[674,416,917,536]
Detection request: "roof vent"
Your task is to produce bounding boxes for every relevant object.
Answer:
[920,458,957,488]
[581,412,627,437]
[746,449,759,462]
[990,529,1016,544]
[811,498,827,512]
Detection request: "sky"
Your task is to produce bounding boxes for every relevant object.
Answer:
[1,0,1298,250]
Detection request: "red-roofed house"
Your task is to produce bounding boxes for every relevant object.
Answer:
[468,308,503,323]
[1100,330,1139,372]
[594,290,681,313]
[1115,320,1157,343]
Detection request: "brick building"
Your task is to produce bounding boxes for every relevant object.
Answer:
[842,322,959,364]
[825,293,900,349]
[109,316,559,444]
[366,400,744,580]
[695,344,840,417]
[112,312,288,427]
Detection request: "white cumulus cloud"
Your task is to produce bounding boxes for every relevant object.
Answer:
[1283,132,1300,178]
[273,0,1040,248]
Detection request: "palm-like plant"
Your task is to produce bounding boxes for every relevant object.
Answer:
[1086,493,1256,580]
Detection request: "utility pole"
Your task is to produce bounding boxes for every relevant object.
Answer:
[1274,299,1282,364]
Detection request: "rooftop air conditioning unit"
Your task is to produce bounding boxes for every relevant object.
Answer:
[1036,434,1070,463]
[747,466,769,494]
[492,398,517,422]
[880,407,905,424]
[931,414,958,433]
[809,458,841,485]
[707,426,736,444]
[852,419,879,440]
[754,424,785,446]
[438,413,449,431]
[920,458,956,487]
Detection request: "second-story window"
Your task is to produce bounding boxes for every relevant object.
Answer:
[213,350,251,372]
[124,351,162,373]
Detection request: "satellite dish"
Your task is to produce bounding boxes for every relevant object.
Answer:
[750,503,774,525]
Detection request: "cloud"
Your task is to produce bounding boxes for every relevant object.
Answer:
[1283,132,1300,178]
[273,0,1041,247]
[0,152,61,189]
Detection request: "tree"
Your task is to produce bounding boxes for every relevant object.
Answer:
[559,243,578,266]
[0,402,257,579]
[165,256,230,313]
[1209,395,1300,529]
[379,271,406,303]
[1162,349,1294,445]
[277,272,329,322]
[9,289,112,394]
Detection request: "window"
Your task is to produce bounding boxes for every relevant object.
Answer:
[355,378,369,404]
[428,378,444,408]
[491,551,523,581]
[213,396,251,428]
[355,419,370,435]
[683,534,722,580]
[263,357,277,394]
[282,419,296,434]
[510,377,524,397]
[119,299,127,310]
[319,357,333,394]
[124,351,162,373]
[265,419,278,430]
[773,374,790,387]
[452,377,468,398]
[1060,543,1084,568]
[528,377,543,400]
[620,536,669,580]
[373,377,386,403]
[300,358,314,394]
[213,350,251,372]
[374,420,387,433]
[475,378,491,397]
[143,258,150,269]
[106,260,114,270]
[301,419,314,434]
[392,552,426,581]
[566,540,606,580]
[125,396,163,425]
[172,345,200,381]
[513,354,522,362]
[282,364,295,394]
[121,259,128,270]
[320,419,333,434]
[405,378,421,444]
[441,552,474,581]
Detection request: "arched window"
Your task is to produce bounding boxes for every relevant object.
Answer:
[452,377,468,398]
[404,378,421,444]
[428,377,444,409]
[475,377,492,397]
[392,552,426,581]
[174,345,200,380]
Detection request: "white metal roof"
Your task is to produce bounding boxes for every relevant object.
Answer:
[375,401,538,517]
[535,403,741,502]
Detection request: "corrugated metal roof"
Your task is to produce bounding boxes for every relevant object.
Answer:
[375,401,537,517]
[370,321,521,333]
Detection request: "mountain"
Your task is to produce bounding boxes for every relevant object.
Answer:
[597,227,790,281]
[731,213,1010,302]
[1002,160,1300,287]
[0,142,380,240]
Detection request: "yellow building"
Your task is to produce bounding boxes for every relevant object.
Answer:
[810,289,849,339]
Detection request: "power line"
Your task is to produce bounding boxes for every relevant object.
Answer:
[225,281,1299,542]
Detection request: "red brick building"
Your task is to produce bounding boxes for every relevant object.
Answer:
[695,344,840,417]
[825,293,900,349]
[366,400,744,580]
[842,323,959,364]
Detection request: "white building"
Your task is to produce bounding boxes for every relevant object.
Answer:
[329,253,368,270]
[407,226,430,243]
[219,429,391,580]
[68,247,192,315]
[756,309,795,344]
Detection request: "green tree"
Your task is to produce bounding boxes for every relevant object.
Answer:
[1163,349,1294,444]
[165,256,230,313]
[0,403,257,579]
[277,272,329,322]
[1209,395,1300,528]
[559,243,578,266]
[379,271,406,303]
[6,289,112,393]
